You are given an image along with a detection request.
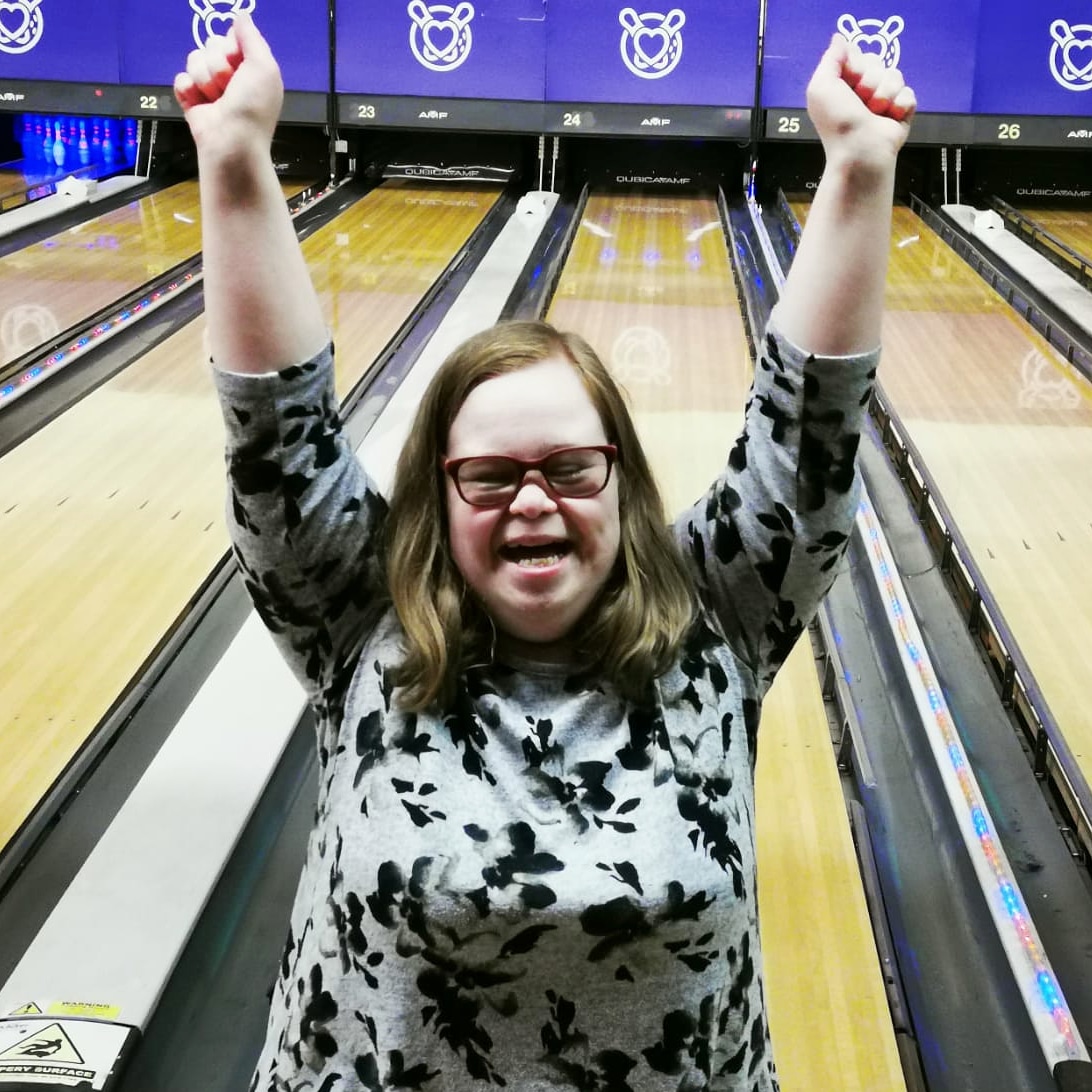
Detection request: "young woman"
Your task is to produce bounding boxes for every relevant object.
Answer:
[177,19,914,1091]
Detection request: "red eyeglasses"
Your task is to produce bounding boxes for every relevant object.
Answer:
[443,445,618,507]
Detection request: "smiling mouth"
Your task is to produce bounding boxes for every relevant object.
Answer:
[500,542,572,568]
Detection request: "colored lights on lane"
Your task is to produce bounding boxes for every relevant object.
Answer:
[0,275,195,407]
[860,497,1085,1062]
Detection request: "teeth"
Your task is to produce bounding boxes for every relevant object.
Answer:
[516,554,562,568]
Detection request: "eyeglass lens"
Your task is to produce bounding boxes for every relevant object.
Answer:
[456,448,611,504]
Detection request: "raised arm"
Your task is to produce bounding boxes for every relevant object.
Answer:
[675,39,916,693]
[774,34,916,355]
[175,14,327,373]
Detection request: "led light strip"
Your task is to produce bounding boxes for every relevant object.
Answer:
[752,189,1087,1068]
[858,490,1088,1067]
[0,273,200,409]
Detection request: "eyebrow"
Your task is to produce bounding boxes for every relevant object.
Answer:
[448,436,610,459]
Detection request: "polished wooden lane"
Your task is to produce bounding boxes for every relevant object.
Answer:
[0,168,30,211]
[0,168,27,193]
[548,193,905,1092]
[0,164,84,209]
[798,199,1092,799]
[0,178,310,368]
[757,638,908,1092]
[0,182,500,859]
[0,180,202,367]
[1018,206,1092,264]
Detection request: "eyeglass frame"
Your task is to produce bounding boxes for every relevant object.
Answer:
[442,444,619,508]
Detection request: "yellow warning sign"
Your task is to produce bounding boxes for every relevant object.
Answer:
[47,1000,121,1021]
[0,1021,85,1065]
[6,1003,41,1017]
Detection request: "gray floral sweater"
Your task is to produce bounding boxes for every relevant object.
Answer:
[212,319,876,1092]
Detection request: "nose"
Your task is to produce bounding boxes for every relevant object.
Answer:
[507,470,558,516]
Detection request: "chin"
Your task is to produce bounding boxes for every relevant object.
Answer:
[495,610,579,652]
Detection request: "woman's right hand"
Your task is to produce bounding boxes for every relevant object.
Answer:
[173,14,283,160]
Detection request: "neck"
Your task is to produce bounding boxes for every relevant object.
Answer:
[496,632,574,667]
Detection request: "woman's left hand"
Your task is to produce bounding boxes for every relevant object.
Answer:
[807,33,917,170]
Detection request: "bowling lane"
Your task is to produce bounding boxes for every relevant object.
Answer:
[0,181,500,861]
[0,162,84,211]
[0,177,310,371]
[548,193,906,1092]
[0,169,25,192]
[549,192,748,510]
[0,162,97,209]
[1016,206,1092,265]
[797,200,1092,796]
[0,168,31,211]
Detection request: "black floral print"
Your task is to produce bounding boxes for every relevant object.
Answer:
[211,316,877,1091]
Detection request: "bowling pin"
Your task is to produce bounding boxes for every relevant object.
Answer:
[22,115,33,161]
[77,119,90,166]
[102,118,115,163]
[52,119,66,167]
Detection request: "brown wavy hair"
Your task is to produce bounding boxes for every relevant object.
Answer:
[383,320,696,711]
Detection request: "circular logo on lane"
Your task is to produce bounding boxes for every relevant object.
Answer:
[611,325,672,386]
[3,303,59,356]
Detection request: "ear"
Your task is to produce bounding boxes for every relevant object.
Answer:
[836,13,860,38]
[881,15,904,38]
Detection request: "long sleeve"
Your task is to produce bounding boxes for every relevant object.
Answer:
[674,313,878,696]
[212,343,389,707]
